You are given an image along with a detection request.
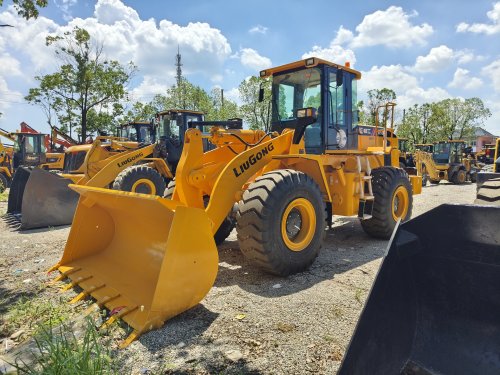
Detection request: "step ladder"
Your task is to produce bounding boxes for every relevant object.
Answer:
[357,156,374,220]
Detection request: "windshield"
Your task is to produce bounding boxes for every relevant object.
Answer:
[159,115,180,139]
[272,67,321,122]
[433,143,451,164]
[121,124,153,143]
[398,140,408,152]
[136,125,153,143]
[121,125,138,141]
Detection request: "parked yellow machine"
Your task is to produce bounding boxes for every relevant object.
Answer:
[0,142,13,192]
[51,57,421,346]
[415,140,478,185]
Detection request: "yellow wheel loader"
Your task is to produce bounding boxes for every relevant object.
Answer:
[0,127,48,195]
[477,137,500,188]
[7,111,241,229]
[0,142,13,192]
[415,140,479,186]
[51,57,421,346]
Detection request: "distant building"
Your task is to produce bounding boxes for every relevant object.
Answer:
[453,127,497,151]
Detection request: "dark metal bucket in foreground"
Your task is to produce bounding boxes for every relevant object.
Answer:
[339,204,500,375]
[6,167,79,229]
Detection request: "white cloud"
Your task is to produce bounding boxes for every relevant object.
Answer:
[413,45,455,73]
[0,0,232,89]
[55,0,77,21]
[332,26,354,45]
[128,76,172,102]
[248,25,268,34]
[482,59,500,92]
[457,2,500,35]
[0,52,22,76]
[359,64,450,109]
[340,6,433,48]
[239,48,271,71]
[448,68,483,90]
[302,44,356,67]
[223,87,241,105]
[484,99,500,135]
[0,76,23,116]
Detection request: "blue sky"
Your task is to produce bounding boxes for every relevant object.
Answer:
[1,0,499,137]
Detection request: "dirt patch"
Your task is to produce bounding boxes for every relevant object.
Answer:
[0,182,476,374]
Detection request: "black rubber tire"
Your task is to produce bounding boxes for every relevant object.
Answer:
[0,172,8,193]
[451,169,467,185]
[164,180,235,246]
[236,169,326,276]
[430,179,440,185]
[475,177,500,206]
[360,167,413,239]
[112,165,166,196]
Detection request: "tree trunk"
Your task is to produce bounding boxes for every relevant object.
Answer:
[81,109,87,143]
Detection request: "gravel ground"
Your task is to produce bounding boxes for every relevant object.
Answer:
[0,181,477,374]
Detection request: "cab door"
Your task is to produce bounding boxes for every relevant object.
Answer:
[326,68,351,150]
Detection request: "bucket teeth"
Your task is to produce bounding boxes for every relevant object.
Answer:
[101,305,138,329]
[69,284,105,304]
[60,275,93,292]
[120,330,140,349]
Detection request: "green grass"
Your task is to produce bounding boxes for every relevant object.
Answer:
[0,189,8,202]
[1,296,73,337]
[12,318,117,375]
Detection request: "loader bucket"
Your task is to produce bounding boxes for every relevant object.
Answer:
[339,204,500,375]
[6,168,79,229]
[51,185,219,346]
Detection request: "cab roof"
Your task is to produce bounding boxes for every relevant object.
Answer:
[119,121,151,127]
[259,57,361,80]
[435,140,465,144]
[156,109,204,116]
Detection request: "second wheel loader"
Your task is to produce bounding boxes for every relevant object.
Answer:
[415,140,479,186]
[51,57,421,346]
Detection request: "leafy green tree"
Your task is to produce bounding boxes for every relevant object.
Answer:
[238,76,271,130]
[367,88,397,125]
[207,87,240,121]
[25,26,136,142]
[0,0,47,20]
[432,98,491,140]
[123,100,159,123]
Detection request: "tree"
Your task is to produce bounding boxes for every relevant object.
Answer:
[366,88,397,125]
[239,76,271,130]
[432,98,491,140]
[25,26,136,141]
[207,87,240,121]
[0,0,47,20]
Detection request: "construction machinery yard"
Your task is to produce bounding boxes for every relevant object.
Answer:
[0,181,478,374]
[0,56,498,375]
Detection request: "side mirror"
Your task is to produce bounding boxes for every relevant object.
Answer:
[258,84,264,103]
[336,69,343,87]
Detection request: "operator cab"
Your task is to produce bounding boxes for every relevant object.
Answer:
[119,122,155,144]
[13,133,47,168]
[155,109,205,173]
[262,57,360,154]
[398,139,409,153]
[433,141,465,165]
[415,144,434,153]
